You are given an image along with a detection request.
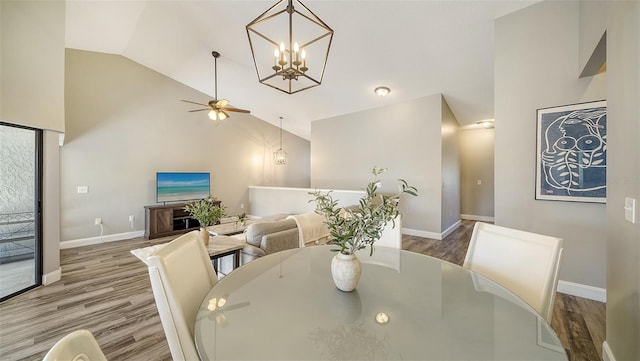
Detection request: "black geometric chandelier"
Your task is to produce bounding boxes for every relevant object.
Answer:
[246,0,334,94]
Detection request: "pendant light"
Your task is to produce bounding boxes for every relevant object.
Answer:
[274,117,288,165]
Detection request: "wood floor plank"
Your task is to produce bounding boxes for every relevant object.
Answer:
[0,220,604,360]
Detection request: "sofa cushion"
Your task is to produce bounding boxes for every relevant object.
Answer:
[245,218,297,247]
[260,228,300,254]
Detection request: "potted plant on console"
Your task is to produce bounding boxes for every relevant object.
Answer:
[184,196,226,246]
[311,167,417,292]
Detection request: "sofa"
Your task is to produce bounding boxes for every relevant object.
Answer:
[239,212,332,264]
[241,217,300,264]
[238,211,402,265]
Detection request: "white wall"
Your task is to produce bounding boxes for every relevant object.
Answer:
[248,186,365,217]
[311,94,457,238]
[62,49,310,241]
[460,128,495,220]
[495,1,607,288]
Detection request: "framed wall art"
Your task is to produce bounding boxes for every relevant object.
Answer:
[535,100,607,203]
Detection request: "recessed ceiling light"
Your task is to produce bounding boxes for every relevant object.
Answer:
[374,86,390,97]
[476,119,495,129]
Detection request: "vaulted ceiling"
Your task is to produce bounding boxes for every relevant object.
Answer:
[65,0,537,139]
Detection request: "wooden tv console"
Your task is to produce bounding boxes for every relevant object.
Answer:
[144,201,221,240]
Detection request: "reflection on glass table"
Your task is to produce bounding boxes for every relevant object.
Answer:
[194,246,567,360]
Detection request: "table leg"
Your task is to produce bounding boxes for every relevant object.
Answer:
[234,250,240,269]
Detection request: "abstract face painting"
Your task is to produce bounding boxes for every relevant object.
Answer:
[536,100,607,203]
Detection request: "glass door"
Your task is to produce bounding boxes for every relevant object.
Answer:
[0,122,42,301]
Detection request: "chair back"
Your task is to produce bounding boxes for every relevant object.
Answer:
[43,329,107,361]
[375,215,402,249]
[463,222,563,322]
[147,231,218,361]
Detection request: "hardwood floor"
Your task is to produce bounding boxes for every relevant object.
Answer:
[0,220,605,360]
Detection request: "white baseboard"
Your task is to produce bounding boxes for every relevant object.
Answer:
[557,280,606,302]
[460,214,495,222]
[60,230,145,249]
[403,228,442,240]
[442,220,461,239]
[43,267,61,285]
[602,341,616,361]
[403,220,461,241]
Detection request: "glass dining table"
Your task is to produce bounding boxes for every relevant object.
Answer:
[194,245,567,360]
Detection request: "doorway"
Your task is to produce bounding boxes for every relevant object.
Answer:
[0,122,42,301]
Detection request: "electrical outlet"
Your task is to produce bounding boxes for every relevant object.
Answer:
[129,215,135,222]
[240,203,244,209]
[95,218,102,225]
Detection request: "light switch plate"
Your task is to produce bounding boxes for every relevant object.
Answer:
[624,197,636,224]
[77,185,88,194]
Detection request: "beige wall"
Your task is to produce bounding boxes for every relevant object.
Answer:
[42,130,61,276]
[578,0,607,76]
[310,94,457,237]
[62,49,310,241]
[1,1,65,280]
[0,0,65,132]
[460,128,494,219]
[603,1,640,360]
[440,97,460,231]
[495,1,607,289]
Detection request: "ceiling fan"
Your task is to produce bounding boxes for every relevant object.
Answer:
[182,51,250,124]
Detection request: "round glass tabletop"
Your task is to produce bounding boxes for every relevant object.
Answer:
[195,246,567,360]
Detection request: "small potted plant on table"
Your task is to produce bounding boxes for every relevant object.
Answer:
[184,196,226,245]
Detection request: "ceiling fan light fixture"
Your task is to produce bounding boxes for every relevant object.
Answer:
[375,86,391,97]
[246,0,334,94]
[182,51,251,122]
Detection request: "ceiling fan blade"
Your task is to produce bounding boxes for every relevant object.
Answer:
[221,110,230,119]
[216,99,229,108]
[225,107,251,114]
[181,99,209,107]
[188,109,209,112]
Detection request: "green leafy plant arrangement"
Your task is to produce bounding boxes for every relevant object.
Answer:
[184,196,226,228]
[310,167,418,256]
[235,212,247,226]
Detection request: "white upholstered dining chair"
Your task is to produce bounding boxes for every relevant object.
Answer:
[375,215,403,249]
[43,329,107,361]
[462,222,563,323]
[147,231,218,361]
[356,215,403,271]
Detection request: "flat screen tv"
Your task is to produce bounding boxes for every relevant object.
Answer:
[156,172,210,203]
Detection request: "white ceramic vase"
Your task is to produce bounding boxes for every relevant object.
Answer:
[331,252,362,292]
[199,228,210,246]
